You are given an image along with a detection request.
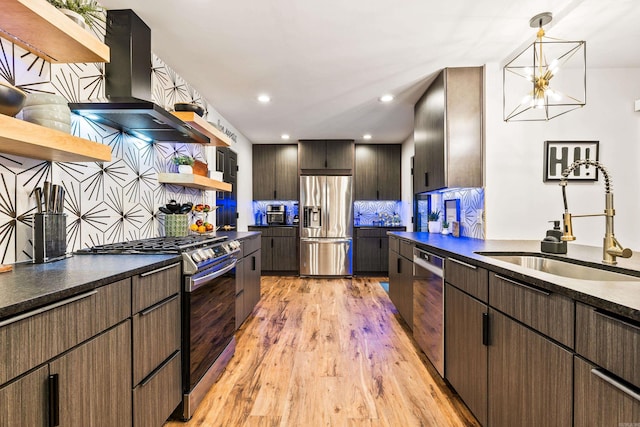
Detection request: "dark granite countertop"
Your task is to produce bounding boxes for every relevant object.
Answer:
[355,225,406,229]
[0,254,181,321]
[216,230,262,239]
[388,232,640,322]
[247,224,297,228]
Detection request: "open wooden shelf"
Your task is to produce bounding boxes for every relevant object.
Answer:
[171,111,232,147]
[157,173,232,192]
[0,114,112,162]
[0,0,110,63]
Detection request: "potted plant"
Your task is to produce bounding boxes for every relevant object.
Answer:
[46,0,105,30]
[441,220,450,235]
[172,155,195,174]
[427,210,441,233]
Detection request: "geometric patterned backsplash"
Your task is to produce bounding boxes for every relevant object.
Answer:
[0,28,224,264]
[416,188,485,239]
[354,200,403,226]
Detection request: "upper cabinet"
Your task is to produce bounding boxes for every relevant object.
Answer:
[299,139,354,175]
[355,144,401,200]
[0,0,110,63]
[253,144,298,200]
[413,67,483,194]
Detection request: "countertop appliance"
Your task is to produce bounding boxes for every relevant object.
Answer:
[300,175,353,276]
[79,235,240,420]
[413,247,444,376]
[266,204,287,225]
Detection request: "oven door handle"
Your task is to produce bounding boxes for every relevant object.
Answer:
[188,259,237,292]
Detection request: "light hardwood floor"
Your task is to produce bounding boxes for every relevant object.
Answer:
[166,276,479,427]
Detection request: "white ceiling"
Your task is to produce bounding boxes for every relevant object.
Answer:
[99,0,640,144]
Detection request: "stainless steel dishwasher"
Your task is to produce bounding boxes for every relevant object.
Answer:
[413,247,445,377]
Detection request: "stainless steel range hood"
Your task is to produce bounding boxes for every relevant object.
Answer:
[69,9,208,144]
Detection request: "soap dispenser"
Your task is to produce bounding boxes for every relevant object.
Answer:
[540,220,567,254]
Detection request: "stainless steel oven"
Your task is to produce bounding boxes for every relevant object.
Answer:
[180,245,239,419]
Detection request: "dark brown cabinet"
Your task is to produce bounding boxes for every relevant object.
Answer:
[388,236,414,327]
[355,227,404,274]
[488,309,573,427]
[444,283,488,426]
[248,226,297,272]
[413,67,483,193]
[355,144,401,200]
[574,356,640,426]
[236,235,262,328]
[253,144,298,200]
[299,139,354,174]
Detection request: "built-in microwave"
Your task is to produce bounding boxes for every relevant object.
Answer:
[266,204,287,225]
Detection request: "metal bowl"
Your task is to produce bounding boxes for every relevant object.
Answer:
[0,81,27,117]
[174,102,205,117]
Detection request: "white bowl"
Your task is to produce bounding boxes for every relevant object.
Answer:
[22,108,71,124]
[24,93,68,107]
[23,117,71,133]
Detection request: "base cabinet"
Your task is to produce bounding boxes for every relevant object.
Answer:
[248,227,297,272]
[0,365,48,426]
[444,284,488,426]
[574,356,640,426]
[236,235,262,328]
[355,228,404,274]
[388,241,413,327]
[488,309,573,427]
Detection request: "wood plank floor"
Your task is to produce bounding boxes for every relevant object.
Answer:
[165,276,479,427]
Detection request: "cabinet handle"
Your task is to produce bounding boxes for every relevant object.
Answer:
[274,190,277,199]
[397,257,401,274]
[494,274,551,296]
[140,294,178,316]
[48,374,60,426]
[448,257,477,270]
[271,238,274,248]
[0,290,97,328]
[425,172,428,187]
[252,256,256,271]
[379,239,382,249]
[139,350,180,387]
[482,312,489,346]
[376,190,379,200]
[325,159,328,168]
[590,368,640,403]
[140,263,178,277]
[594,309,640,332]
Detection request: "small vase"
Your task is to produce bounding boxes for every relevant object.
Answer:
[441,228,449,235]
[60,9,87,29]
[428,221,441,233]
[178,165,193,174]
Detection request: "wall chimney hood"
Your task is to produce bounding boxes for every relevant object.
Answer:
[69,9,208,144]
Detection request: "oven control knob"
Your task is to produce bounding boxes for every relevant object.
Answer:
[205,248,215,259]
[191,251,203,263]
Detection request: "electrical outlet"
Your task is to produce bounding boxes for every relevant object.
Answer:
[475,209,484,224]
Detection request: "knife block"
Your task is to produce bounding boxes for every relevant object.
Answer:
[33,213,67,263]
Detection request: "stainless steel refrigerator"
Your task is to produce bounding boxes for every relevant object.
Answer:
[300,176,353,276]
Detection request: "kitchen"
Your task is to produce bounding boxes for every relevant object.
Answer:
[1,0,639,426]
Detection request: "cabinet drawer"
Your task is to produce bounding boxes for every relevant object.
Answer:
[574,356,640,426]
[399,239,414,260]
[132,263,181,313]
[0,290,98,385]
[445,257,488,302]
[389,236,399,253]
[133,351,182,427]
[132,295,181,385]
[271,227,296,237]
[356,228,383,238]
[243,235,261,257]
[95,278,131,331]
[576,302,640,387]
[489,272,574,348]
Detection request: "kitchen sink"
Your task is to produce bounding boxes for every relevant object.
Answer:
[475,252,640,282]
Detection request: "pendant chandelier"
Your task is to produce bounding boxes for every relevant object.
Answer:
[503,12,586,121]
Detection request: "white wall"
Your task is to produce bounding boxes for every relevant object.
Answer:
[203,104,253,231]
[485,63,640,249]
[401,133,415,231]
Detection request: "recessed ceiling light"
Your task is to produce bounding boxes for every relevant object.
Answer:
[379,94,394,103]
[281,134,290,140]
[257,94,271,103]
[363,134,372,140]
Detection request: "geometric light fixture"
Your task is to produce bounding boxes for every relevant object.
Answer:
[503,12,586,121]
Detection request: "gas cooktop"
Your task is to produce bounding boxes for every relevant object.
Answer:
[77,235,228,254]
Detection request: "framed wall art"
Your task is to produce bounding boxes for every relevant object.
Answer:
[543,141,599,182]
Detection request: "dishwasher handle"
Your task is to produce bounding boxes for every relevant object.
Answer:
[413,247,444,277]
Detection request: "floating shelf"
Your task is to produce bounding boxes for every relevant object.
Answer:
[0,0,110,63]
[0,114,112,162]
[157,173,232,192]
[171,112,232,147]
